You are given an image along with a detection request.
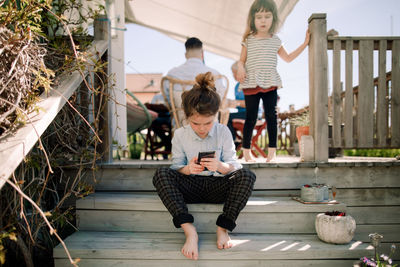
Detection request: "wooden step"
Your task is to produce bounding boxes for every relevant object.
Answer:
[53,231,384,267]
[76,193,347,234]
[82,160,400,191]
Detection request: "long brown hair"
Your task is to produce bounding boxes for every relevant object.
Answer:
[242,0,279,42]
[181,72,221,118]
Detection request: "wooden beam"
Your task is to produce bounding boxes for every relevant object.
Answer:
[344,40,354,148]
[94,15,113,162]
[308,14,329,161]
[377,40,388,147]
[357,40,374,147]
[327,37,400,50]
[332,39,342,147]
[391,40,400,146]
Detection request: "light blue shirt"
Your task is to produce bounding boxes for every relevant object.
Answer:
[171,122,242,176]
[164,58,225,103]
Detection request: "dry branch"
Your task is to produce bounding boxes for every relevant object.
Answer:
[0,26,48,136]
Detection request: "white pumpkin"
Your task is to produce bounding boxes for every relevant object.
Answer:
[315,213,356,244]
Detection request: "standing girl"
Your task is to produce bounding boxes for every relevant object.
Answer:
[237,0,310,162]
[153,72,256,260]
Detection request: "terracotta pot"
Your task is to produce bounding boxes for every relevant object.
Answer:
[296,126,309,143]
[315,213,356,244]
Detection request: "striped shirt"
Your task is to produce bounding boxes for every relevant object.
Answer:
[239,34,283,91]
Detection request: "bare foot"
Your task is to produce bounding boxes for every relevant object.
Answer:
[266,147,276,163]
[243,148,256,162]
[181,223,199,260]
[216,226,233,249]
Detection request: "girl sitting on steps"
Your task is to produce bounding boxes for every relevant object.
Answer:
[153,72,256,260]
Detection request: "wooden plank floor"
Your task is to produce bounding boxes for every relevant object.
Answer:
[78,193,344,213]
[53,231,380,261]
[76,194,345,234]
[54,258,359,267]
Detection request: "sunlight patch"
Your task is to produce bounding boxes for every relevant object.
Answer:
[261,240,286,251]
[298,244,311,251]
[281,242,300,251]
[349,241,363,250]
[230,239,250,246]
[247,200,278,206]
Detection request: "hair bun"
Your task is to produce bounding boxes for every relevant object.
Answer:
[195,72,215,90]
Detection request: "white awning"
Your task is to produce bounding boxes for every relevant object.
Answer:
[125,0,298,60]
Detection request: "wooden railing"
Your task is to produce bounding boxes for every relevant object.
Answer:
[328,35,399,149]
[0,16,110,189]
[307,13,400,161]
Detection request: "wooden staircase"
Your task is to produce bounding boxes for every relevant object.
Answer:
[54,158,400,266]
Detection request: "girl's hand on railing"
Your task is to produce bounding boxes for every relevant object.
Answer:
[304,29,310,46]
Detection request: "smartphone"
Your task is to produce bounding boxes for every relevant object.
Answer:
[197,151,215,164]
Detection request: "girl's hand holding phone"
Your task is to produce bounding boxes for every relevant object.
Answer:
[189,157,205,174]
[199,157,219,172]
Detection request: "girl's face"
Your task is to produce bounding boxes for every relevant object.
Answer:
[188,113,216,139]
[254,10,273,35]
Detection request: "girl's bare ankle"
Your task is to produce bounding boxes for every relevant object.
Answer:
[266,148,276,162]
[243,149,256,162]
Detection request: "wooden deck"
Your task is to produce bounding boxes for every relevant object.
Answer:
[54,156,400,266]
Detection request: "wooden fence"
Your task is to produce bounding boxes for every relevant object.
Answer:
[306,14,400,161]
[254,14,400,159]
[328,36,400,149]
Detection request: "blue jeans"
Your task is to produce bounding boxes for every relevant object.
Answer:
[227,111,247,140]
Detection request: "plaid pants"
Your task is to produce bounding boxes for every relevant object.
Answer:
[153,167,256,231]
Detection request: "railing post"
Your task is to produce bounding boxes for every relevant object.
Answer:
[289,104,296,153]
[308,14,329,162]
[94,15,113,163]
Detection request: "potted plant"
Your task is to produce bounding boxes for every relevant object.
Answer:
[290,110,310,143]
[354,234,398,267]
[289,110,311,159]
[128,134,143,159]
[301,183,329,202]
[315,211,356,244]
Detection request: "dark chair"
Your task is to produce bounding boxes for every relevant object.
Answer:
[143,103,172,160]
[232,118,267,158]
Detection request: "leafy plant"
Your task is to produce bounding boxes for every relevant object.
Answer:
[129,133,143,159]
[289,110,310,127]
[355,234,398,267]
[344,149,400,158]
[324,211,346,216]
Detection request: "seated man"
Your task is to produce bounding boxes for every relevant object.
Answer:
[145,93,172,159]
[227,62,246,145]
[163,37,226,127]
[227,62,263,147]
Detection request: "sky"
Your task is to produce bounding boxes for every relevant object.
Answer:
[124,0,400,112]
